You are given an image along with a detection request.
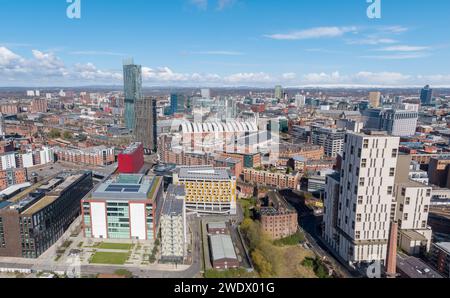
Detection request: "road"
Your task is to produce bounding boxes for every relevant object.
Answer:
[279,189,357,278]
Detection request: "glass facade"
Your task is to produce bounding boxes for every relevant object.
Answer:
[123,62,142,131]
[106,202,131,239]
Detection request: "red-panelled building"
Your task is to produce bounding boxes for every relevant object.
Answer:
[118,143,144,174]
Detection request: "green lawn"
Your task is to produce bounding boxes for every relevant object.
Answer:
[90,252,130,265]
[98,243,134,250]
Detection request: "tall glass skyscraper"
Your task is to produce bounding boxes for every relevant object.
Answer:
[420,85,433,105]
[123,59,142,131]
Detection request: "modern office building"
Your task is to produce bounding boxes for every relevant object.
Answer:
[173,166,237,215]
[160,184,186,263]
[123,59,142,131]
[0,172,93,258]
[169,94,186,115]
[82,174,164,241]
[311,126,345,157]
[118,143,144,174]
[323,130,400,268]
[135,97,157,153]
[364,108,418,137]
[420,85,433,105]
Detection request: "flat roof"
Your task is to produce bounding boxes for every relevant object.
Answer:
[22,196,58,216]
[0,182,32,196]
[434,242,450,253]
[92,175,161,201]
[176,166,232,181]
[397,254,443,278]
[209,234,237,261]
[208,222,227,230]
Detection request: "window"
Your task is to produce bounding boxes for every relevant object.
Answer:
[356,231,361,240]
[405,197,410,205]
[426,189,431,197]
[363,140,369,149]
[357,148,362,158]
[389,168,395,177]
[424,205,429,213]
[387,186,393,195]
[361,159,367,168]
[356,167,360,176]
[359,178,365,186]
[358,196,363,204]
[351,146,354,155]
[392,149,398,158]
[404,213,409,220]
[421,221,427,228]
[356,214,362,222]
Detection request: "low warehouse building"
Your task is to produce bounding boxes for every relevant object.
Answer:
[209,234,239,270]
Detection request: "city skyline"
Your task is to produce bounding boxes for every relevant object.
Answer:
[1,0,450,87]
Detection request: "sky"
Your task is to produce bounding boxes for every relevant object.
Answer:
[1,0,450,87]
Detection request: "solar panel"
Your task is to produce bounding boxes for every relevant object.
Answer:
[105,185,141,192]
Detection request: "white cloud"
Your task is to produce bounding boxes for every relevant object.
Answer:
[69,50,127,56]
[265,26,358,40]
[377,45,431,52]
[0,46,24,67]
[362,53,429,60]
[2,47,450,87]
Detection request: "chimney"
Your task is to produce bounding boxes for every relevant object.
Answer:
[386,221,398,278]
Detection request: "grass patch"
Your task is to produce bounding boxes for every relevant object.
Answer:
[273,231,305,247]
[114,269,133,278]
[98,243,134,250]
[90,252,130,265]
[77,242,84,248]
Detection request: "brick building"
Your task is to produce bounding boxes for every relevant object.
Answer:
[243,168,300,190]
[260,191,298,240]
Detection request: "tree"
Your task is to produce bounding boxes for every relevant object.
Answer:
[48,129,61,139]
[63,131,73,140]
[252,249,273,278]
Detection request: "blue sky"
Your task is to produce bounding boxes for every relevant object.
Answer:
[1,0,450,87]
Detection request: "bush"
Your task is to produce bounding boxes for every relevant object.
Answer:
[273,232,305,246]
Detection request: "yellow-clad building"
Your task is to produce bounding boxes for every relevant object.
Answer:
[173,166,236,215]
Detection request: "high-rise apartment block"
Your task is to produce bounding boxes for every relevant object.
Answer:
[135,97,157,153]
[123,59,142,131]
[323,131,400,268]
[311,126,345,158]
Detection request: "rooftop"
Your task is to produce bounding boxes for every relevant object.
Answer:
[434,242,450,253]
[397,254,443,278]
[209,234,238,261]
[92,175,162,201]
[176,166,232,181]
